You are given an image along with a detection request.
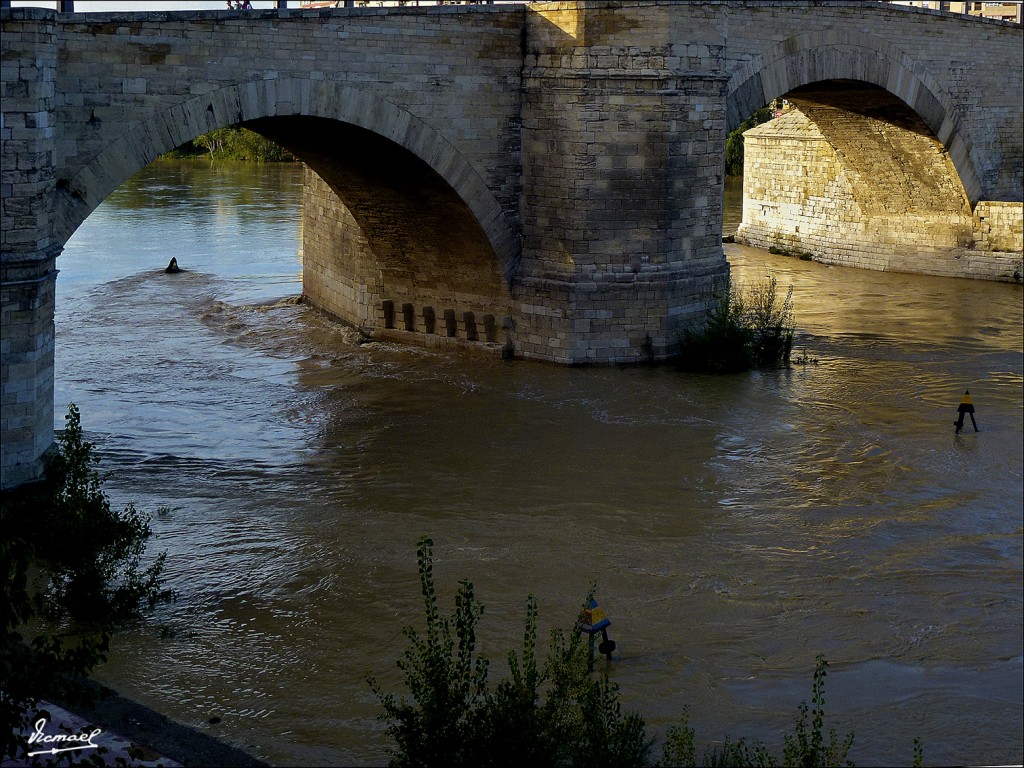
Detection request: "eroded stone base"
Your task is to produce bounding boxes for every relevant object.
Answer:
[1,252,58,489]
[513,265,729,364]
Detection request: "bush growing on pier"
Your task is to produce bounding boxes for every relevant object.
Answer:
[676,275,795,373]
[371,537,923,767]
[0,404,171,762]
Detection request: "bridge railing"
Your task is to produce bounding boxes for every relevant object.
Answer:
[0,0,515,10]
[307,1,506,6]
[296,1,507,7]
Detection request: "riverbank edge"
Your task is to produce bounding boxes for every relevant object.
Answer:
[50,677,268,768]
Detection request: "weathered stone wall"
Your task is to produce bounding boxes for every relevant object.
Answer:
[974,201,1024,256]
[301,166,512,352]
[300,1,740,364]
[0,259,57,489]
[19,1,1024,358]
[0,10,58,256]
[517,2,730,362]
[723,1,1024,206]
[737,106,1023,282]
[301,167,380,331]
[48,4,526,273]
[1,9,59,488]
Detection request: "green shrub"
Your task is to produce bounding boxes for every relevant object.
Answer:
[368,537,649,768]
[782,655,854,768]
[676,275,794,373]
[368,537,490,767]
[37,405,169,624]
[707,736,776,768]
[373,539,922,768]
[676,279,754,373]
[0,404,170,762]
[745,276,795,368]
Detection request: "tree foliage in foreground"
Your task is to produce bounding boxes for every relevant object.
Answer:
[368,537,647,768]
[0,404,171,763]
[371,537,924,767]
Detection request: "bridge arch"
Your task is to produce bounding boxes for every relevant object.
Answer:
[53,77,520,284]
[725,29,984,206]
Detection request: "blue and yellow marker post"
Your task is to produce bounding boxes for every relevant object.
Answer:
[578,598,616,671]
[955,390,978,434]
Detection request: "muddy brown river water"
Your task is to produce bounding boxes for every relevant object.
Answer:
[54,163,1023,766]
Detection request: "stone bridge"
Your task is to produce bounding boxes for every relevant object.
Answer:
[2,0,1022,487]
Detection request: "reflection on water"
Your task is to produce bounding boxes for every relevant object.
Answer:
[55,161,1023,766]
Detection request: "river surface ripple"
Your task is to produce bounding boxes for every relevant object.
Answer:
[54,162,1023,766]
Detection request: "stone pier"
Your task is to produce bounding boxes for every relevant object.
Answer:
[1,9,59,487]
[736,91,1023,282]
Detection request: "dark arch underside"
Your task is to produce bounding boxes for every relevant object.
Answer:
[780,81,970,217]
[244,115,512,339]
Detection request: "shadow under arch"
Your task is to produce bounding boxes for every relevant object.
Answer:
[53,77,520,284]
[725,29,983,206]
